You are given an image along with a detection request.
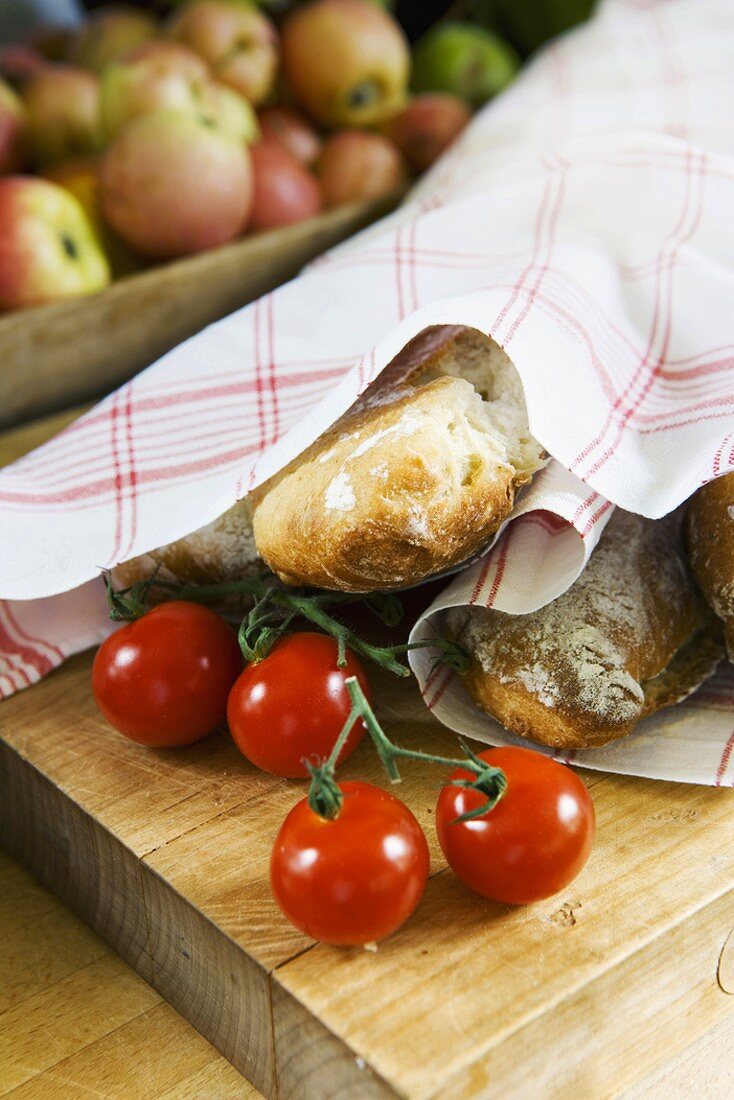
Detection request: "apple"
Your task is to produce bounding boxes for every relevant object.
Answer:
[99,109,253,259]
[316,130,405,207]
[100,42,209,140]
[411,23,519,108]
[386,94,471,171]
[281,0,409,128]
[26,25,76,63]
[0,78,28,175]
[0,45,47,86]
[249,138,322,230]
[0,176,110,310]
[258,105,321,166]
[22,65,100,167]
[168,1,278,106]
[199,82,260,143]
[72,6,159,74]
[44,158,141,278]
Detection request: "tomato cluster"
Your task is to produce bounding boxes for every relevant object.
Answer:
[92,601,595,946]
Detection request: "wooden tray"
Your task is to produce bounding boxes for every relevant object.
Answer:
[0,193,398,430]
[2,651,733,1098]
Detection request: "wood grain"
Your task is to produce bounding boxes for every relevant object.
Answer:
[0,193,400,429]
[0,849,260,1099]
[2,648,733,1099]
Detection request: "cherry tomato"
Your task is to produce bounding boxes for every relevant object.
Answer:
[271,781,430,944]
[436,746,595,905]
[227,632,370,778]
[92,601,242,747]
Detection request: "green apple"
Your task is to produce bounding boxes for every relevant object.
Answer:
[411,23,519,108]
[0,176,110,310]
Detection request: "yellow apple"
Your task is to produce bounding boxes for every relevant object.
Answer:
[282,0,409,128]
[72,6,159,74]
[22,64,100,167]
[0,77,28,175]
[100,42,209,140]
[0,176,110,310]
[168,1,278,106]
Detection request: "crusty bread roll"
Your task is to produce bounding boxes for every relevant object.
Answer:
[251,325,545,592]
[447,510,723,750]
[113,499,258,589]
[686,471,734,658]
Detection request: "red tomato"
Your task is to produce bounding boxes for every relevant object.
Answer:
[92,601,242,747]
[271,780,430,944]
[436,747,595,905]
[227,632,370,778]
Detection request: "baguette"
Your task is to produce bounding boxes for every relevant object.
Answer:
[251,325,545,592]
[686,471,734,658]
[447,510,723,750]
[113,499,258,589]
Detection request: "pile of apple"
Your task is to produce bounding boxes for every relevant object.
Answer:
[0,0,518,313]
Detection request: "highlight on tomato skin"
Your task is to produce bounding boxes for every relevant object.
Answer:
[270,780,430,946]
[227,632,371,778]
[436,746,595,906]
[92,600,243,748]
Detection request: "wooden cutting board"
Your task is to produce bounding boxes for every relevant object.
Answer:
[2,650,733,1099]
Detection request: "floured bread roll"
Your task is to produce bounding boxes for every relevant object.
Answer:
[113,499,259,588]
[251,325,545,592]
[447,511,723,750]
[686,471,734,658]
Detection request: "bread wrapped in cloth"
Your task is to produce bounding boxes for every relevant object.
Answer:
[686,471,734,658]
[446,511,724,750]
[113,500,258,589]
[251,325,545,592]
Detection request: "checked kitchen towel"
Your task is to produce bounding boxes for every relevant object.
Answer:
[1,0,733,783]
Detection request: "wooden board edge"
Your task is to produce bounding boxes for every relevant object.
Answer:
[270,975,400,1100]
[0,740,277,1098]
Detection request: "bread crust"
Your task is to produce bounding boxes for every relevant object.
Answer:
[686,471,734,658]
[449,511,723,749]
[114,499,258,588]
[251,326,544,592]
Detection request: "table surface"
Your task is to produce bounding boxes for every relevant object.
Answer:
[2,409,734,1100]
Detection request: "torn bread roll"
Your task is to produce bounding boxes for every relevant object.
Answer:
[113,500,258,589]
[251,325,545,592]
[686,471,734,659]
[447,510,724,750]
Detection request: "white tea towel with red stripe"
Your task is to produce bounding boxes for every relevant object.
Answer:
[1,0,733,783]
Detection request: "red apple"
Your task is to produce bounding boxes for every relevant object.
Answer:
[72,7,159,74]
[100,109,253,259]
[168,1,278,106]
[258,105,321,167]
[0,176,110,310]
[281,0,409,128]
[316,130,406,207]
[0,45,47,86]
[249,139,322,231]
[386,94,471,171]
[100,42,209,140]
[22,65,100,167]
[0,78,28,175]
[44,158,141,278]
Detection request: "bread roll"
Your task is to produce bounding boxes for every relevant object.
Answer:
[251,325,545,592]
[686,471,734,658]
[447,511,723,750]
[113,499,258,589]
